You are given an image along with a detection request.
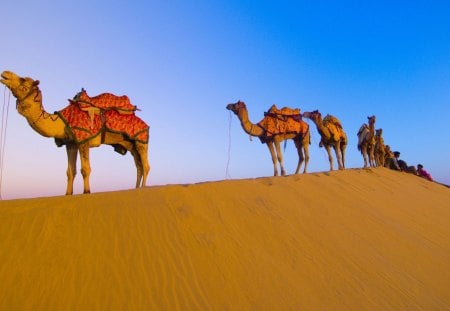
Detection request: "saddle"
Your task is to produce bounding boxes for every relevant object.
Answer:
[264,104,302,122]
[70,88,137,114]
[258,104,306,137]
[323,114,345,140]
[56,89,149,145]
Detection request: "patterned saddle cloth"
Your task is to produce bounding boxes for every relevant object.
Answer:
[71,88,137,114]
[56,89,149,145]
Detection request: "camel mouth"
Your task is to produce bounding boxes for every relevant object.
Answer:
[0,71,11,85]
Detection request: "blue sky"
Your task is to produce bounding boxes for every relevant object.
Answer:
[1,1,449,199]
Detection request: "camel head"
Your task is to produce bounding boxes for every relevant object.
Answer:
[1,71,40,101]
[375,128,383,136]
[367,115,376,125]
[226,100,246,115]
[303,110,322,121]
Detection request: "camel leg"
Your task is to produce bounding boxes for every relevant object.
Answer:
[65,144,78,195]
[341,143,347,169]
[375,151,381,166]
[361,145,368,168]
[131,142,150,187]
[137,142,150,187]
[372,147,377,167]
[325,144,334,171]
[302,134,310,173]
[78,143,91,194]
[369,145,376,167]
[380,151,385,167]
[266,142,279,176]
[303,140,309,174]
[294,138,304,174]
[334,142,344,170]
[130,148,143,188]
[274,140,286,176]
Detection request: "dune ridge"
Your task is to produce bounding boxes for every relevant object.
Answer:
[0,167,449,310]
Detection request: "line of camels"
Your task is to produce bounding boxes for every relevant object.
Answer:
[2,71,391,195]
[227,100,390,176]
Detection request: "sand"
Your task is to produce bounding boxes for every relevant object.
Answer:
[0,167,449,310]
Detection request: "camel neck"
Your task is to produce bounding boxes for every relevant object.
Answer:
[311,117,330,139]
[368,122,375,136]
[18,90,67,139]
[237,108,265,137]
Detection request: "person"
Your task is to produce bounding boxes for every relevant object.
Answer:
[388,151,401,171]
[388,151,416,174]
[397,155,409,171]
[417,164,433,181]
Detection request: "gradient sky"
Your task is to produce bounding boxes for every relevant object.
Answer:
[1,1,449,199]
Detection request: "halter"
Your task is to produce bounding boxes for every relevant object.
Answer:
[233,100,247,113]
[16,83,58,126]
[15,82,40,105]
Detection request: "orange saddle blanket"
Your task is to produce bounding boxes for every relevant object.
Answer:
[258,104,307,137]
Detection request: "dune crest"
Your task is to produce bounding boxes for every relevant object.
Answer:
[1,168,449,310]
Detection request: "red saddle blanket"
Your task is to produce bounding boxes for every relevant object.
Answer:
[71,89,137,113]
[258,104,307,137]
[57,98,149,144]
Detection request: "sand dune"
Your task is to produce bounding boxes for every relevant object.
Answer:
[0,167,449,310]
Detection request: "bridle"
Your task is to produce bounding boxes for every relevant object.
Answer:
[16,82,58,125]
[232,101,246,113]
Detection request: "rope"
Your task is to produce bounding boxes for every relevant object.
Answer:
[225,111,232,179]
[0,87,11,199]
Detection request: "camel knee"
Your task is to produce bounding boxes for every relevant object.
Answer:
[81,167,91,178]
[67,168,76,180]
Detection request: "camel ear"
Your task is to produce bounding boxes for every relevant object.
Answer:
[33,80,40,86]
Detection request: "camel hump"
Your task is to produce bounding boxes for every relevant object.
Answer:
[357,123,368,136]
[259,105,305,137]
[264,104,302,123]
[323,114,343,129]
[71,89,137,113]
[323,114,345,141]
[266,104,301,116]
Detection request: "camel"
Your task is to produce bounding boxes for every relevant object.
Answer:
[302,110,347,170]
[357,115,376,168]
[1,70,150,195]
[383,144,394,168]
[226,100,310,176]
[374,128,386,167]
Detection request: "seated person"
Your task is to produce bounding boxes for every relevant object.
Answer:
[417,164,433,181]
[388,151,416,174]
[388,151,401,170]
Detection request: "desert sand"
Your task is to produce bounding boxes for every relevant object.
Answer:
[0,167,449,310]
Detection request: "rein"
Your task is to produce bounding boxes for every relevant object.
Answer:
[0,87,11,199]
